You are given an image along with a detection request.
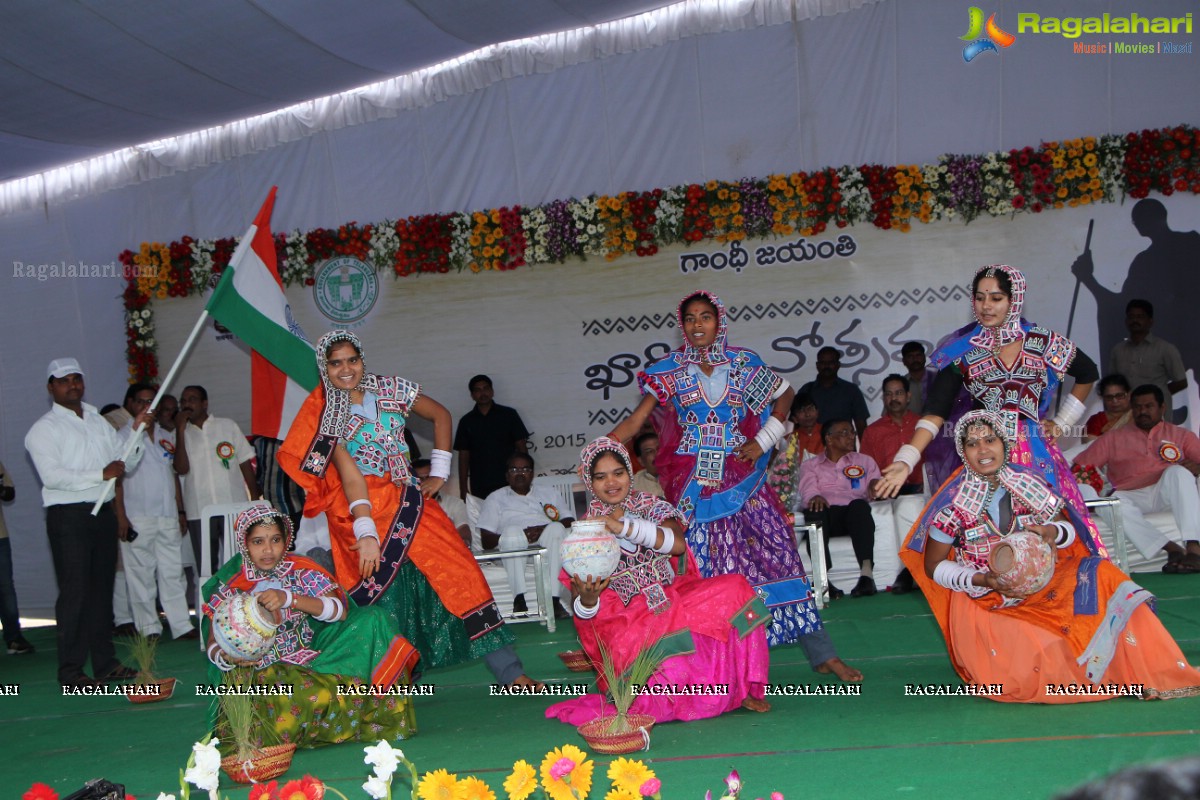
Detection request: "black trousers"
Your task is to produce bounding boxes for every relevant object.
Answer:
[807,498,875,569]
[187,517,226,576]
[46,501,120,681]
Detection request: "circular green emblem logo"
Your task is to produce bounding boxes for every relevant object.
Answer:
[313,256,378,323]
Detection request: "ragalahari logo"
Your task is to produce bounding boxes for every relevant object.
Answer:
[960,7,1016,61]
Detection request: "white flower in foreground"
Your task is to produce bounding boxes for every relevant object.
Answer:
[184,737,222,793]
[364,739,402,779]
[363,774,391,799]
[156,794,177,800]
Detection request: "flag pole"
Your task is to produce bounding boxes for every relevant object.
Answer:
[90,227,260,515]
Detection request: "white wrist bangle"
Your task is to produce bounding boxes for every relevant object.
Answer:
[1053,520,1076,549]
[629,517,658,548]
[915,419,941,437]
[573,595,599,619]
[208,643,234,672]
[281,588,293,609]
[754,417,786,453]
[771,379,791,400]
[654,526,675,554]
[1052,394,1086,431]
[619,517,633,538]
[429,449,452,481]
[894,444,922,475]
[933,560,981,593]
[315,596,343,622]
[352,516,379,541]
[348,498,372,513]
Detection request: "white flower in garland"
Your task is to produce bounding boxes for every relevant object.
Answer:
[369,221,400,271]
[571,197,606,257]
[280,229,311,286]
[656,186,686,243]
[523,206,550,264]
[190,239,217,293]
[836,166,872,224]
[449,212,473,270]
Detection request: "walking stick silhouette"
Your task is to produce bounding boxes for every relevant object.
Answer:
[1056,219,1094,412]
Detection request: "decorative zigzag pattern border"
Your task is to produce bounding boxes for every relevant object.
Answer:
[580,285,971,336]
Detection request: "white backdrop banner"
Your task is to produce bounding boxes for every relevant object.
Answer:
[155,193,1200,481]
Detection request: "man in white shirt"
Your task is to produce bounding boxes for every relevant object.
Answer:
[478,453,572,618]
[631,431,665,498]
[117,383,196,640]
[173,385,260,574]
[25,358,151,688]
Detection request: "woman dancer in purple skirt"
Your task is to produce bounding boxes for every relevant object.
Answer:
[610,291,860,681]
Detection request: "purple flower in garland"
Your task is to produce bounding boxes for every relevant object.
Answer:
[738,178,773,238]
[543,199,582,263]
[942,154,986,222]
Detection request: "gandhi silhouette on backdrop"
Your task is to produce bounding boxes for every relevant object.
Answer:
[1071,198,1200,380]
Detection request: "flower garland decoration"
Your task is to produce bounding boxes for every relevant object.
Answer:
[119,124,1200,383]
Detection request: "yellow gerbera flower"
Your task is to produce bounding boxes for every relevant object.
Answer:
[503,760,537,800]
[454,776,496,800]
[418,768,459,800]
[539,745,594,800]
[607,757,655,792]
[605,789,640,800]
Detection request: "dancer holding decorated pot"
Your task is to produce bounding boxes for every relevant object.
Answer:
[547,437,771,724]
[203,505,419,748]
[610,291,860,681]
[901,411,1200,702]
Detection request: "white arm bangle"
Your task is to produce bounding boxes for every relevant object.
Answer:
[573,595,600,619]
[352,516,379,541]
[915,419,941,437]
[619,517,633,538]
[754,416,786,453]
[933,560,982,593]
[1052,394,1086,430]
[771,379,791,400]
[429,449,452,481]
[207,643,235,672]
[282,588,293,609]
[893,444,922,476]
[348,498,372,513]
[315,596,344,622]
[654,526,675,554]
[1053,520,1076,549]
[623,517,658,548]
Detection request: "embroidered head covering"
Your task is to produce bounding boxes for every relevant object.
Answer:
[676,290,730,366]
[950,410,1061,523]
[579,436,680,524]
[968,264,1027,351]
[234,504,295,581]
[315,330,368,443]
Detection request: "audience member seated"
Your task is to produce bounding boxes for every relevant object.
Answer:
[203,506,419,751]
[860,374,924,594]
[412,458,471,548]
[767,392,823,516]
[630,431,665,498]
[1073,385,1200,574]
[901,411,1200,702]
[1110,300,1188,409]
[861,374,924,497]
[477,452,572,618]
[545,437,770,725]
[799,347,869,440]
[901,341,937,416]
[797,419,882,598]
[1083,374,1133,443]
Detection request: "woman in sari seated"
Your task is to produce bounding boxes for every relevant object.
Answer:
[546,437,770,725]
[902,411,1200,703]
[203,505,419,750]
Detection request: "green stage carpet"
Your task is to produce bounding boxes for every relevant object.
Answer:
[4,575,1197,799]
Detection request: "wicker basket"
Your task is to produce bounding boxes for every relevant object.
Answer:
[557,650,593,673]
[220,742,297,784]
[577,713,654,755]
[127,677,176,704]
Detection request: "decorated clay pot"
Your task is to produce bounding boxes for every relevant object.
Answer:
[213,592,280,663]
[560,519,622,580]
[989,531,1055,598]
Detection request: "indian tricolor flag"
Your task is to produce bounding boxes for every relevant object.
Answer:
[206,187,319,439]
